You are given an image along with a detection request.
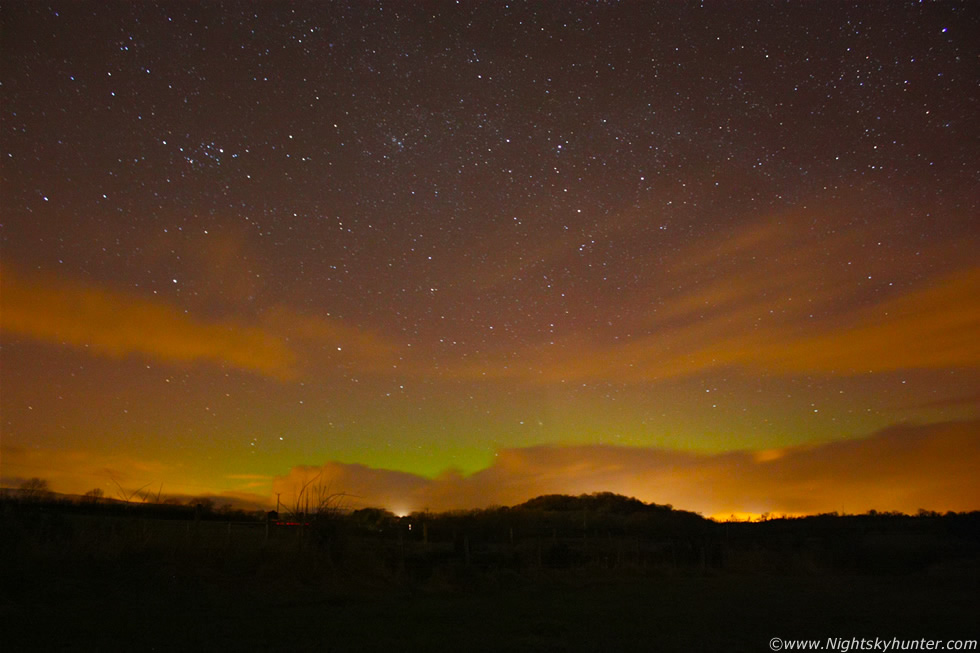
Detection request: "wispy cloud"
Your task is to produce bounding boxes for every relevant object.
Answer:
[261,306,400,374]
[272,420,980,518]
[746,266,980,374]
[0,445,276,505]
[429,217,979,383]
[0,445,173,497]
[0,266,402,380]
[0,265,296,379]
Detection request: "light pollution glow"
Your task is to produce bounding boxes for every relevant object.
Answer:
[2,215,978,518]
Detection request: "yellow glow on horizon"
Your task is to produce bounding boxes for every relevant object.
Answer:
[710,511,806,522]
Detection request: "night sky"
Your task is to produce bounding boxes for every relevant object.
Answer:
[2,1,977,518]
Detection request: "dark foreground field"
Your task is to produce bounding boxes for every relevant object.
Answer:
[2,497,977,651]
[4,559,977,652]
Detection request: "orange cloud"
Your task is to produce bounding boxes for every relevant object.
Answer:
[0,266,296,379]
[429,215,979,383]
[1,444,172,497]
[0,444,277,504]
[262,307,400,373]
[749,266,980,374]
[272,420,980,517]
[0,266,404,380]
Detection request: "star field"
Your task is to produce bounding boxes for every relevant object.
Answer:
[1,1,977,515]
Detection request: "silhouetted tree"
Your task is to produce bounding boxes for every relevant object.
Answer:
[190,497,215,513]
[19,477,52,502]
[83,488,104,504]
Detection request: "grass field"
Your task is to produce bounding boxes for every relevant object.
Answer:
[1,501,977,651]
[4,547,977,651]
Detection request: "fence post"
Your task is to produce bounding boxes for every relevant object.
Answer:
[397,529,405,576]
